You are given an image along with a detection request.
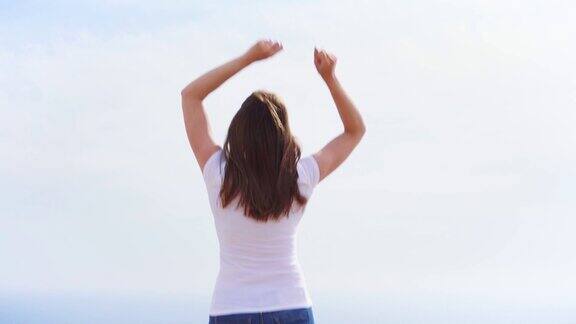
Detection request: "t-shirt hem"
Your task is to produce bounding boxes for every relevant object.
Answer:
[209,301,314,316]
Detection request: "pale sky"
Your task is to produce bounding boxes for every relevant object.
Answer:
[1,0,576,310]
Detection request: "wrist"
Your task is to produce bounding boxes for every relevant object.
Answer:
[238,53,255,66]
[322,73,337,85]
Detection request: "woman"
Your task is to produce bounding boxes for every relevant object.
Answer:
[181,39,366,324]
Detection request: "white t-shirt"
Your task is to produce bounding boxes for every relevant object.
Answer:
[202,148,320,316]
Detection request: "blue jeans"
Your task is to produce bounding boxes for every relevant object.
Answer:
[208,307,314,324]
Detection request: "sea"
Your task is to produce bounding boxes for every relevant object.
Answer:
[0,292,574,323]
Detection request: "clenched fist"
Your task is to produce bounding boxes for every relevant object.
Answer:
[243,39,283,63]
[314,47,337,81]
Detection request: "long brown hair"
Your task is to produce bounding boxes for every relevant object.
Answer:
[219,90,308,222]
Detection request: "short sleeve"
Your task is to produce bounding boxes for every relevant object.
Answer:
[202,148,224,186]
[298,154,320,190]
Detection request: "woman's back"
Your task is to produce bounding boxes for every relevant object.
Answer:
[181,39,365,323]
[203,148,320,316]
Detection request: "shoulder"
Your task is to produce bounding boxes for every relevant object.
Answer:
[297,154,320,189]
[202,148,225,186]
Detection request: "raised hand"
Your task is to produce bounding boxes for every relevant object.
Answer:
[244,39,284,63]
[310,45,365,183]
[314,47,337,81]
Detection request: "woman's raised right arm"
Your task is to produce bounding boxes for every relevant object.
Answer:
[312,47,366,183]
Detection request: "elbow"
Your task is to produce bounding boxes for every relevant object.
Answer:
[345,123,366,140]
[356,116,367,139]
[356,127,366,142]
[181,84,202,99]
[180,87,194,98]
[343,129,365,144]
[358,123,366,138]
